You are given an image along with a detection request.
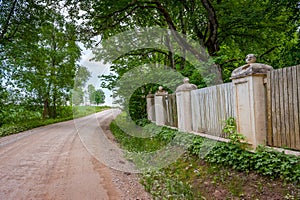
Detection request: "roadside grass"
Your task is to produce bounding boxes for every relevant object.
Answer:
[0,106,110,137]
[109,116,300,200]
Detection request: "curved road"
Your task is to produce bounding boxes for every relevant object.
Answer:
[0,109,151,200]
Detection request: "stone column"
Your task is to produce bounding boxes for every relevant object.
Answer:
[146,93,155,122]
[154,86,167,126]
[231,54,273,148]
[176,78,197,132]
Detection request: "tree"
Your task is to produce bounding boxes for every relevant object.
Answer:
[85,0,299,121]
[0,0,49,118]
[93,89,105,105]
[87,84,96,103]
[80,0,299,74]
[71,89,84,106]
[87,84,105,105]
[72,66,91,106]
[1,1,85,118]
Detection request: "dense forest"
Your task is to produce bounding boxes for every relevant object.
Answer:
[1,0,299,123]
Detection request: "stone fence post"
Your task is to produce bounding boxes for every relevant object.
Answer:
[146,92,155,122]
[154,86,167,126]
[231,54,273,148]
[176,78,197,132]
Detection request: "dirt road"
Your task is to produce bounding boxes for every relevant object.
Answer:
[0,109,151,200]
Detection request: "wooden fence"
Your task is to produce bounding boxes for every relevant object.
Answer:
[148,64,300,151]
[191,83,236,137]
[267,65,300,150]
[163,94,178,127]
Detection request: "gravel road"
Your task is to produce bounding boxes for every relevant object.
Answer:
[0,109,152,200]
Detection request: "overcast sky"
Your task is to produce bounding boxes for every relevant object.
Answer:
[79,48,113,106]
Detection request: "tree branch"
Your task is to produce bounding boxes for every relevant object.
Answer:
[259,46,280,59]
[114,48,169,61]
[0,0,18,43]
[93,0,138,19]
[201,0,219,55]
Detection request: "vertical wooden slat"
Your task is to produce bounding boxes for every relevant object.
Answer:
[208,87,212,134]
[292,66,300,150]
[275,70,282,147]
[297,66,300,150]
[172,94,175,126]
[283,68,291,147]
[288,67,295,149]
[267,71,273,146]
[173,94,178,127]
[280,69,286,147]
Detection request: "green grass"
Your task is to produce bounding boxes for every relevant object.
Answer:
[0,106,111,137]
[109,117,300,199]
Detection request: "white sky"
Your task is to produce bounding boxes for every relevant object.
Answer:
[79,48,113,106]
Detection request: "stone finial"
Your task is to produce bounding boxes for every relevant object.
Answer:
[176,77,197,92]
[146,91,154,98]
[231,54,273,79]
[155,86,167,96]
[245,54,256,64]
[183,77,190,84]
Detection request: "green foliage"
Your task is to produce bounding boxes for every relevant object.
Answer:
[223,117,247,148]
[86,0,299,76]
[0,106,110,137]
[93,89,105,105]
[141,170,197,200]
[188,136,205,156]
[188,119,300,182]
[72,66,91,106]
[205,143,300,183]
[222,117,236,136]
[74,66,91,89]
[71,88,84,106]
[72,106,110,118]
[110,119,176,153]
[1,0,85,119]
[110,118,300,183]
[0,118,71,137]
[134,118,151,127]
[109,119,300,198]
[88,0,300,122]
[0,106,42,126]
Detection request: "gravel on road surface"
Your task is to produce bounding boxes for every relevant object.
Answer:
[0,109,152,200]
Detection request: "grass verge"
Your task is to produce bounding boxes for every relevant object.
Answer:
[0,106,110,137]
[109,116,300,200]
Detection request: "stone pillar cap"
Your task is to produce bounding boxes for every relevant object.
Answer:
[176,77,197,92]
[146,92,155,98]
[155,86,168,96]
[231,54,273,79]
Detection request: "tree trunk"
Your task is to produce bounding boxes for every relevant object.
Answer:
[43,98,49,119]
[165,32,175,69]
